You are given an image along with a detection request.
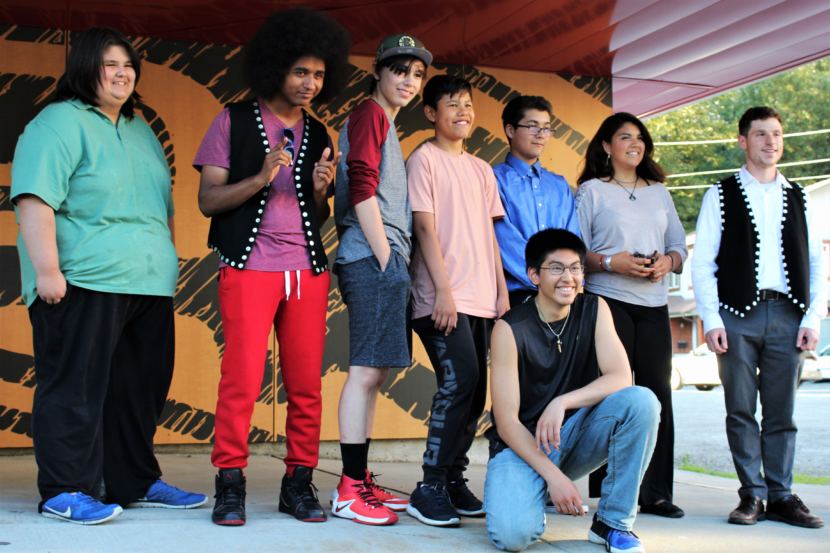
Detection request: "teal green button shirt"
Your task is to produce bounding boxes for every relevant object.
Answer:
[11,99,178,307]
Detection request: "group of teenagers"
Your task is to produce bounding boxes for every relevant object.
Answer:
[10,6,826,553]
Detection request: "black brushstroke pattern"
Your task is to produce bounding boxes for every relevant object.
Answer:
[0,405,32,438]
[0,73,56,164]
[0,349,35,388]
[0,246,21,307]
[158,398,275,443]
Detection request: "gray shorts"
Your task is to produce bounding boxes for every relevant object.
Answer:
[336,251,411,368]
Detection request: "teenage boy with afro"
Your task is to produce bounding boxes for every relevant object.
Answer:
[193,7,349,525]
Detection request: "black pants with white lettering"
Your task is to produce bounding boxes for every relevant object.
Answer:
[588,296,675,505]
[413,313,494,484]
[29,284,174,508]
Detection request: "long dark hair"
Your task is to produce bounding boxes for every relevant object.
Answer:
[577,112,665,184]
[54,27,142,119]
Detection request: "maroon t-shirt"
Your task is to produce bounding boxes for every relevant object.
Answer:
[193,102,311,271]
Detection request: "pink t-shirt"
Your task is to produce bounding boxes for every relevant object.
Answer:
[193,103,311,271]
[407,141,506,319]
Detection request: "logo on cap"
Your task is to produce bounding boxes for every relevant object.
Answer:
[399,36,416,48]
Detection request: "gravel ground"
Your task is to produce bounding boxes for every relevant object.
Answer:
[673,381,830,477]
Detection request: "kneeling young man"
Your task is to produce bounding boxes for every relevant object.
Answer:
[485,229,659,553]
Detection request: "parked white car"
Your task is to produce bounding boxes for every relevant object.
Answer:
[802,344,830,382]
[670,343,826,391]
[670,344,719,391]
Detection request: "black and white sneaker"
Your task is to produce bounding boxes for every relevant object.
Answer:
[406,481,461,527]
[447,478,484,517]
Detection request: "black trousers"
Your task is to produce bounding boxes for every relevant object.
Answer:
[29,284,174,507]
[588,296,675,505]
[413,313,493,483]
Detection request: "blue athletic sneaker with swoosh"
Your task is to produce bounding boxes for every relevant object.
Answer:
[588,514,645,553]
[41,492,123,525]
[128,479,207,509]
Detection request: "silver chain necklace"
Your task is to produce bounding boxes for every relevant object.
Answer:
[535,299,571,353]
[612,176,638,201]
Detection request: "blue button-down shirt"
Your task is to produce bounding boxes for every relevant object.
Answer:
[494,153,581,292]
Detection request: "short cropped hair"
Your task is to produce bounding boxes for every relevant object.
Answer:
[738,106,783,136]
[54,27,142,119]
[243,7,351,104]
[501,95,552,128]
[525,229,587,270]
[422,75,472,109]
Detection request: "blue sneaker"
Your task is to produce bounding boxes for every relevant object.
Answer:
[128,479,207,509]
[41,492,123,525]
[588,514,644,553]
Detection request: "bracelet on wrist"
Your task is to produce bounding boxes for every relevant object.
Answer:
[602,255,613,272]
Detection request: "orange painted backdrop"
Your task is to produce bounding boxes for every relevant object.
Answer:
[0,26,610,448]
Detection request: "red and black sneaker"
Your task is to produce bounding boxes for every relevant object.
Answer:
[212,468,246,526]
[278,466,327,522]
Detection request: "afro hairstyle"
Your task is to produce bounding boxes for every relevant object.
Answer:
[243,7,351,104]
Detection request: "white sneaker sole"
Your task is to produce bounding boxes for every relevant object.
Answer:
[330,490,396,525]
[42,505,123,525]
[406,504,460,527]
[381,500,409,512]
[588,530,644,553]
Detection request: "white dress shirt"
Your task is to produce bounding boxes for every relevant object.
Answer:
[692,166,827,333]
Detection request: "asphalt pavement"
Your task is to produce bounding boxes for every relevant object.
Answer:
[673,381,830,477]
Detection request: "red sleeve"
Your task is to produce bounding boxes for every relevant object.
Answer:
[346,100,390,206]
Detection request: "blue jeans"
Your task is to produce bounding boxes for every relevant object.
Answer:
[484,386,659,552]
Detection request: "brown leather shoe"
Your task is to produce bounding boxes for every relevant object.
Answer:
[728,496,765,525]
[767,495,824,529]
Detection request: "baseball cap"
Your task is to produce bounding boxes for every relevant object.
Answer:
[375,34,433,67]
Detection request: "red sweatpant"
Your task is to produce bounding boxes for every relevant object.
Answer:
[211,267,330,470]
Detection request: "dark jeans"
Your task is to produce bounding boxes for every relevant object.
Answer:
[589,297,674,506]
[29,284,174,507]
[718,300,801,502]
[413,313,494,483]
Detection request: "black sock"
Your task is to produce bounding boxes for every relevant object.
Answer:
[364,438,372,473]
[340,442,366,481]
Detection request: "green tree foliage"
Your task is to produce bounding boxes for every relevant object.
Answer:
[647,57,830,231]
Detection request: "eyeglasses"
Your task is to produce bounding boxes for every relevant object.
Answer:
[283,128,295,159]
[514,124,553,137]
[540,262,584,276]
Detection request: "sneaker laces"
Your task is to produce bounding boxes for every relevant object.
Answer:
[73,492,103,509]
[421,482,455,510]
[292,479,322,507]
[146,480,185,501]
[355,481,385,509]
[215,481,245,505]
[366,472,394,497]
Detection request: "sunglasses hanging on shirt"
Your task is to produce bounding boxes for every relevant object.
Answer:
[282,127,296,160]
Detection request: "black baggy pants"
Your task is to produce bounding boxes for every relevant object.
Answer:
[29,284,174,507]
[413,313,494,484]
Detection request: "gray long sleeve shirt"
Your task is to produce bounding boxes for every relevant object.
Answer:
[575,178,687,307]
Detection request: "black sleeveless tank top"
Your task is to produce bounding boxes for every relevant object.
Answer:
[486,293,600,458]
